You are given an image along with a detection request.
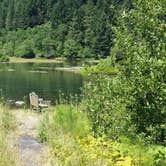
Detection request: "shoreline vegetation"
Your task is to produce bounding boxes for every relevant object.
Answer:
[5,57,100,74]
[1,104,165,166]
[9,57,84,74]
[9,57,66,63]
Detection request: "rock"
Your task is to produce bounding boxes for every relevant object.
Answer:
[8,68,15,72]
[15,101,25,107]
[6,99,15,105]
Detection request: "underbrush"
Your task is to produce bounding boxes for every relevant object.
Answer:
[0,105,16,166]
[38,105,166,166]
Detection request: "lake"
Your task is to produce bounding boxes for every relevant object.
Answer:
[0,62,84,104]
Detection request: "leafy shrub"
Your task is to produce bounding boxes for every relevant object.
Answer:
[15,40,35,58]
[83,0,166,145]
[0,55,9,62]
[81,47,95,58]
[21,49,35,59]
[82,57,117,75]
[110,0,166,144]
[64,39,82,59]
[0,53,9,62]
[83,74,131,139]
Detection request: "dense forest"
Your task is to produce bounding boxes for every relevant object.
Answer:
[0,0,133,60]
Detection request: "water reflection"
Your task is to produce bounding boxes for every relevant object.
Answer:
[0,63,83,103]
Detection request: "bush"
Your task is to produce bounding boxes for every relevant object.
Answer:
[64,39,82,59]
[15,40,35,58]
[21,49,35,59]
[0,55,9,62]
[81,47,95,58]
[83,0,166,145]
[110,0,166,144]
[83,74,131,139]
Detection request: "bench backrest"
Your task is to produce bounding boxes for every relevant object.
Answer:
[29,92,39,107]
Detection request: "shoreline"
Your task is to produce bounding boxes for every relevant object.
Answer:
[9,57,66,63]
[55,66,83,73]
[0,57,102,74]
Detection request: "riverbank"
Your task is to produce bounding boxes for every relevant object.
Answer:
[9,57,65,63]
[55,66,83,73]
[9,57,85,73]
[9,57,100,64]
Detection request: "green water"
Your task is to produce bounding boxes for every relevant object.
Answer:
[0,63,83,103]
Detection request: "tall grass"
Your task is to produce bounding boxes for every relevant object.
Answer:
[38,105,91,142]
[38,105,92,165]
[38,104,166,166]
[0,105,16,166]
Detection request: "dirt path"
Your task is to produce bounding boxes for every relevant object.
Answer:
[9,110,51,166]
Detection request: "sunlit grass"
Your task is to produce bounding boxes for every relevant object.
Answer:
[0,105,16,166]
[9,57,65,63]
[38,105,166,166]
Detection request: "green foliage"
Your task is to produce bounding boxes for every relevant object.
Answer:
[82,57,118,75]
[84,0,166,144]
[0,105,16,166]
[0,54,9,62]
[83,74,131,139]
[0,0,122,59]
[38,105,165,166]
[0,134,16,166]
[38,112,49,143]
[38,105,91,143]
[64,39,82,58]
[81,47,95,58]
[116,136,166,166]
[15,42,35,59]
[0,105,16,133]
[111,0,166,144]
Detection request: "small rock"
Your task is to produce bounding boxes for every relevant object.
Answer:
[6,99,15,105]
[15,101,25,107]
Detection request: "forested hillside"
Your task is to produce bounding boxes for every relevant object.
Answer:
[0,0,133,60]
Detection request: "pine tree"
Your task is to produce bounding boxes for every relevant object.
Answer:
[5,0,14,30]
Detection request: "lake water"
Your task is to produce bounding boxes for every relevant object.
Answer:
[0,62,84,104]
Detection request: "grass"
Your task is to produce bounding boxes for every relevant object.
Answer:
[38,105,91,143]
[38,104,166,166]
[0,105,16,166]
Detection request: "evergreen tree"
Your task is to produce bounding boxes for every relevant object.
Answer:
[5,0,14,30]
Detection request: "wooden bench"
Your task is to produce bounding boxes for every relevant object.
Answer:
[29,92,51,111]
